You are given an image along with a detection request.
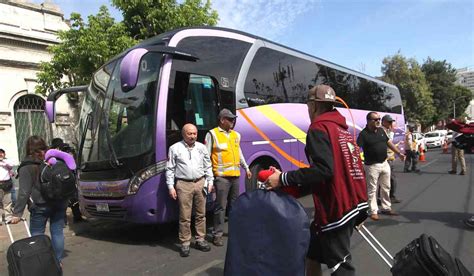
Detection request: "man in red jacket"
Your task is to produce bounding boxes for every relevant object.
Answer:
[266,85,368,276]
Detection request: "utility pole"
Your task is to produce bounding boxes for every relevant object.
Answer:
[453,95,472,119]
[453,100,456,119]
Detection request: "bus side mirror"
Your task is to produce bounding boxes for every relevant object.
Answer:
[120,46,199,93]
[45,100,56,123]
[45,85,88,123]
[120,48,149,93]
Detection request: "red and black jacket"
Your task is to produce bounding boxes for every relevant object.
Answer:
[280,109,368,232]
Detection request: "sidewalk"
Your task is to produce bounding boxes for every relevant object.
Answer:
[0,208,77,254]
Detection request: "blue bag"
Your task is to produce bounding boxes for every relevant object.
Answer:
[224,189,310,276]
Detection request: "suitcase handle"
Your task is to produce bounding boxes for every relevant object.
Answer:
[355,224,394,268]
[3,217,31,243]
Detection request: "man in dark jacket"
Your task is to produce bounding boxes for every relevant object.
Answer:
[266,85,368,276]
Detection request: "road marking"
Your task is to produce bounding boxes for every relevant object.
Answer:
[183,259,224,276]
[419,158,438,168]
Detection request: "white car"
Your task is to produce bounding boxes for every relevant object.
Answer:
[446,131,453,142]
[412,132,427,151]
[424,131,445,148]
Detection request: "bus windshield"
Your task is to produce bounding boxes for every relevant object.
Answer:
[80,53,161,167]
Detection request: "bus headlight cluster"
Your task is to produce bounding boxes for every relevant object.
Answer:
[128,161,166,195]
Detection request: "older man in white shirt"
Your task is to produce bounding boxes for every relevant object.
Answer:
[166,124,214,257]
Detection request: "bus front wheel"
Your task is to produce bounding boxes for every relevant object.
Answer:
[246,159,279,192]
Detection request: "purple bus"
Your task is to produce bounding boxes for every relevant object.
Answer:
[45,27,404,224]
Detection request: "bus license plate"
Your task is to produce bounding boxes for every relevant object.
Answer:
[96,203,109,212]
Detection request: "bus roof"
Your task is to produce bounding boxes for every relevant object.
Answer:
[113,26,398,90]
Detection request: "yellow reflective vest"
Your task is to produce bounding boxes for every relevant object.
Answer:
[209,128,241,177]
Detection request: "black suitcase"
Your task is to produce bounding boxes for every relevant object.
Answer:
[391,234,458,276]
[5,218,62,276]
[356,225,472,276]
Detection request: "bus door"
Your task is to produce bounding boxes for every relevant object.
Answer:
[167,71,220,147]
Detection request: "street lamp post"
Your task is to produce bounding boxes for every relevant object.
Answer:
[453,95,472,119]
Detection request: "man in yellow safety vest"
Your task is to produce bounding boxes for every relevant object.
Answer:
[205,108,252,246]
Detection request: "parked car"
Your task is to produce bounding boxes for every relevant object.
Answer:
[446,130,454,142]
[412,132,427,151]
[424,131,446,148]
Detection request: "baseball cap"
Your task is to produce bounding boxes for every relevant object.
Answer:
[308,85,337,103]
[218,108,237,119]
[382,115,395,122]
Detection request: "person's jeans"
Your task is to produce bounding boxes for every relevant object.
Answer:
[29,201,67,262]
[10,185,16,207]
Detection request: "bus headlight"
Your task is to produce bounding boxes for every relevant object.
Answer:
[128,161,167,195]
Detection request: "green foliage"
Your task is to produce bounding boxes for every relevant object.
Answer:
[111,0,218,40]
[451,85,473,118]
[35,6,136,98]
[421,58,458,121]
[381,52,435,127]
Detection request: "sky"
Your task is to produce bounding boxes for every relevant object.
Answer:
[36,0,473,77]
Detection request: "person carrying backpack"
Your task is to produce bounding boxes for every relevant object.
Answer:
[50,137,85,224]
[10,135,73,265]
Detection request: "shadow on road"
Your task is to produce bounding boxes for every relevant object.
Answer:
[400,211,470,230]
[201,266,224,276]
[67,219,180,252]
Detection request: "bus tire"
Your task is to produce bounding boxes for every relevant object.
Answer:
[246,159,279,192]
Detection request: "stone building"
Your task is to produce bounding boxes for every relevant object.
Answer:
[0,0,75,164]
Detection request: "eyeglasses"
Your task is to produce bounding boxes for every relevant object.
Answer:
[370,118,381,122]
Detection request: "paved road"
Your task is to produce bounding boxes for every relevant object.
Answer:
[1,148,473,275]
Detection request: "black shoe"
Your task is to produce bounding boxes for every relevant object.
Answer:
[464,218,474,229]
[448,170,457,174]
[459,171,466,175]
[391,197,402,204]
[404,169,411,173]
[194,240,211,252]
[213,236,224,246]
[180,245,190,257]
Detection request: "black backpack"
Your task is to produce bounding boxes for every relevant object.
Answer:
[18,160,76,201]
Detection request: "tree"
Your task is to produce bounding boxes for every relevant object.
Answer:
[112,0,218,40]
[450,85,473,119]
[381,52,435,127]
[35,6,136,99]
[421,58,458,122]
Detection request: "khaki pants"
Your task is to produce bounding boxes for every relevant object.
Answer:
[176,179,206,246]
[364,161,391,215]
[451,146,467,173]
[0,188,12,219]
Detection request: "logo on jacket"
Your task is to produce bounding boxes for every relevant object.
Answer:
[347,142,359,163]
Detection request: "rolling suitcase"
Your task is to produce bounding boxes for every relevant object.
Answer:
[356,224,472,276]
[4,218,62,276]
